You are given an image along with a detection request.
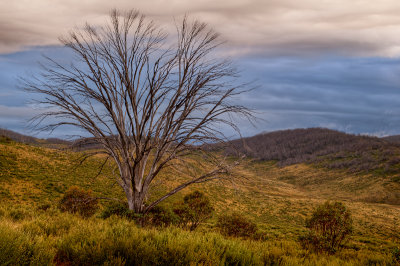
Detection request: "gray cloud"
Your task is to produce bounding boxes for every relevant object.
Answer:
[2,1,400,56]
[3,2,400,138]
[2,47,400,138]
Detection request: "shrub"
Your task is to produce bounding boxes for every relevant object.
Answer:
[101,202,178,227]
[216,212,258,238]
[144,205,180,227]
[8,207,32,221]
[393,246,400,264]
[0,225,53,265]
[300,201,353,254]
[58,186,99,218]
[0,135,12,144]
[37,203,51,211]
[100,201,137,220]
[174,190,214,231]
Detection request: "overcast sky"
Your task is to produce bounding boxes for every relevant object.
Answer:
[2,0,400,138]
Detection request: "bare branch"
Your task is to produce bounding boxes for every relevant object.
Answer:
[24,9,254,213]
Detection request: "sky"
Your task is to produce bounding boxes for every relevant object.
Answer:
[2,0,400,138]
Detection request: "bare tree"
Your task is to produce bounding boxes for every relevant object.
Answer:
[25,9,252,214]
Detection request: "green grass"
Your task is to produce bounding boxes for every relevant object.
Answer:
[0,141,400,265]
[0,205,397,266]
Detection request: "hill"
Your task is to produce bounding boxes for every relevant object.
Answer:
[383,134,400,144]
[0,128,70,147]
[1,132,400,264]
[223,128,400,175]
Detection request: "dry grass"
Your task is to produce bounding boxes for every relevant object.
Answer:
[0,141,399,263]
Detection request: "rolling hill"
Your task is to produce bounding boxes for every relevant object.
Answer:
[0,128,70,147]
[223,128,400,175]
[1,128,400,264]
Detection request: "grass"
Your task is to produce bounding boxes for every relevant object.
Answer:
[0,205,397,265]
[0,140,400,265]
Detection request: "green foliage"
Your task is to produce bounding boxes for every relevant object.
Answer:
[392,246,400,264]
[0,223,53,265]
[0,135,12,144]
[174,190,214,231]
[37,203,51,211]
[8,207,32,221]
[217,212,258,238]
[301,201,353,254]
[49,219,274,265]
[144,205,179,227]
[100,201,138,220]
[58,186,99,218]
[0,200,396,265]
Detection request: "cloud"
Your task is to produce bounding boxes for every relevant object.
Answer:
[2,1,400,57]
[2,48,400,138]
[233,54,400,136]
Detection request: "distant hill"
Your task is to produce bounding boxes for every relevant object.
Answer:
[0,128,70,147]
[224,128,400,174]
[382,135,400,144]
[3,126,400,175]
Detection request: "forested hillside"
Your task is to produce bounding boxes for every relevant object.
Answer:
[223,128,400,174]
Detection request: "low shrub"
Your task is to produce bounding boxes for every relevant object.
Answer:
[300,201,353,254]
[0,135,12,144]
[37,203,51,211]
[58,186,99,218]
[52,221,270,265]
[174,190,214,231]
[100,201,138,220]
[144,205,179,227]
[101,202,179,227]
[0,223,53,265]
[216,212,258,238]
[393,246,400,264]
[8,207,32,221]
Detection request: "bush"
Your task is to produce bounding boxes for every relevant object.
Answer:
[101,202,179,227]
[37,203,51,211]
[0,223,53,265]
[100,201,137,220]
[393,246,400,264]
[0,135,12,144]
[8,207,32,221]
[174,190,214,231]
[144,205,179,227]
[216,212,258,238]
[300,201,353,254]
[58,186,99,218]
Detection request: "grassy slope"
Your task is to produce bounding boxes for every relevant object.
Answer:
[1,140,400,264]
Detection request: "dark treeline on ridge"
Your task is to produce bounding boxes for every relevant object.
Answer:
[224,128,400,174]
[3,126,400,174]
[0,128,70,146]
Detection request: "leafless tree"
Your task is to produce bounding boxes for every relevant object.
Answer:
[24,9,252,213]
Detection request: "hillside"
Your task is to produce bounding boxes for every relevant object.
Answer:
[383,134,400,144]
[223,128,400,175]
[1,134,400,264]
[0,128,70,148]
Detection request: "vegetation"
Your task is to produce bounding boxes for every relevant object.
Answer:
[217,212,258,239]
[0,128,69,146]
[58,186,99,218]
[300,201,353,254]
[0,138,399,264]
[174,190,214,231]
[0,206,397,266]
[0,135,12,144]
[100,201,136,220]
[223,128,400,175]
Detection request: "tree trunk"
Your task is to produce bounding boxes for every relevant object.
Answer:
[123,185,146,213]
